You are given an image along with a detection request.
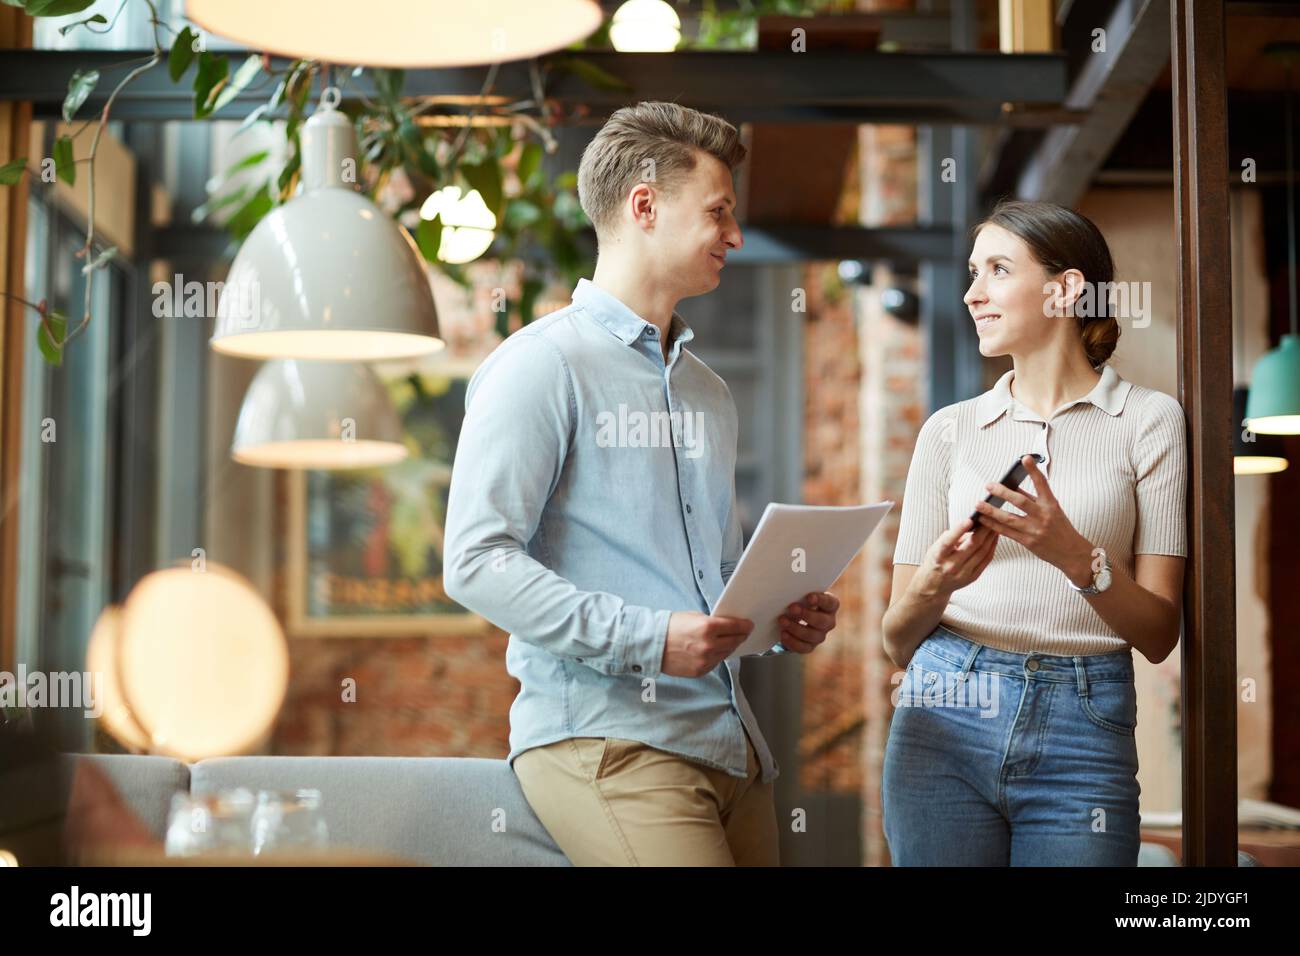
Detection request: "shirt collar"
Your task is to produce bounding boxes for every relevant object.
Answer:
[974,364,1132,427]
[571,278,694,349]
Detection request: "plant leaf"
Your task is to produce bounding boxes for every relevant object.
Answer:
[459,160,502,219]
[225,182,273,240]
[200,149,268,207]
[58,12,106,35]
[415,215,443,263]
[371,68,405,105]
[24,0,97,17]
[0,157,26,185]
[503,198,542,231]
[169,27,196,82]
[276,149,301,199]
[551,56,630,92]
[190,185,248,224]
[236,102,270,136]
[37,310,66,368]
[192,51,229,120]
[516,142,543,190]
[62,68,98,123]
[52,135,75,186]
[211,54,261,114]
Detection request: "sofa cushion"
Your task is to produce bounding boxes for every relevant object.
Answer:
[190,756,569,866]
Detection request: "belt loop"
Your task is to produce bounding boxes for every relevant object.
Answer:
[959,641,980,677]
[1074,656,1088,696]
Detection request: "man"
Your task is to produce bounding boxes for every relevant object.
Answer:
[443,101,839,866]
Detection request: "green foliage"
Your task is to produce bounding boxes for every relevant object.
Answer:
[37,309,66,366]
[62,68,98,122]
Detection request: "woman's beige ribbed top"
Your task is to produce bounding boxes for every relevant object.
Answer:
[893,365,1187,656]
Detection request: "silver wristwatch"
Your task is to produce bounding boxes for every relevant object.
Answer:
[1071,549,1112,595]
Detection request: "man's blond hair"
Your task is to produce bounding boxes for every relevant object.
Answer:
[577,101,746,235]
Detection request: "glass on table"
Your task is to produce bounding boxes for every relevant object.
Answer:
[164,789,256,857]
[250,789,329,856]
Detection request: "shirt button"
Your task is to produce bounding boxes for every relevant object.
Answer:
[1026,659,1040,672]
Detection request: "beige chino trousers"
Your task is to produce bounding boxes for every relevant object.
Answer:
[513,725,780,866]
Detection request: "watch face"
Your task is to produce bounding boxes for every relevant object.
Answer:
[1096,567,1113,592]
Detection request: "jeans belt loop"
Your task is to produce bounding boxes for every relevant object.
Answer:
[1074,655,1089,697]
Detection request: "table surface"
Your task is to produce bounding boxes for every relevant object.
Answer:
[78,846,420,867]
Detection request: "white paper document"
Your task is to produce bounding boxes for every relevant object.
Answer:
[713,501,894,659]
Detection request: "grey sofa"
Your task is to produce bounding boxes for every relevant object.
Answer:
[72,753,571,866]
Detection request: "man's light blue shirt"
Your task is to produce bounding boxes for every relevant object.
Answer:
[444,277,782,783]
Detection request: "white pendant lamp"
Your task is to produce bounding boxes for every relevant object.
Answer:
[186,0,603,68]
[211,88,444,361]
[232,359,409,469]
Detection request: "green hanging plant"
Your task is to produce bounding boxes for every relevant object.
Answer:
[0,0,622,362]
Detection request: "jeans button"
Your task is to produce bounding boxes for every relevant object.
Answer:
[698,569,704,579]
[1026,658,1040,672]
[632,664,642,672]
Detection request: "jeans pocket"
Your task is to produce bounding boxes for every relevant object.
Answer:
[1080,679,1137,735]
[900,657,969,707]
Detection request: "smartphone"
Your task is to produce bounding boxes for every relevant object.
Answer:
[970,453,1045,526]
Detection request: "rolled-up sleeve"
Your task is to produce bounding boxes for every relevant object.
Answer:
[893,409,955,565]
[443,333,671,678]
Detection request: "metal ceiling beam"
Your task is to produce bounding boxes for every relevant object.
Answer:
[1013,0,1171,204]
[150,222,955,267]
[0,49,1069,124]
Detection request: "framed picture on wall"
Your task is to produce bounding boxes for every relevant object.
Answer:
[286,357,493,637]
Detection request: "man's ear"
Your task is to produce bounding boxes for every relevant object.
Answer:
[628,182,656,229]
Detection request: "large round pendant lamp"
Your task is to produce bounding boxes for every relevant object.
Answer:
[113,565,289,762]
[186,0,603,68]
[211,90,444,361]
[232,360,408,469]
[85,606,151,752]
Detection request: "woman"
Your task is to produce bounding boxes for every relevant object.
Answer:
[881,199,1186,866]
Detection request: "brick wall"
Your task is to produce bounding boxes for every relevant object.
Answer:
[272,630,516,757]
[798,263,867,795]
[857,124,923,866]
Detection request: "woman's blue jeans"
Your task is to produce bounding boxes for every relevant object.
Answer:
[882,625,1141,866]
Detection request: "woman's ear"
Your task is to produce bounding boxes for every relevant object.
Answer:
[1058,268,1087,317]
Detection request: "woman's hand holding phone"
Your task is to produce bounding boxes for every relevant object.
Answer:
[971,454,1094,587]
[912,517,999,600]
